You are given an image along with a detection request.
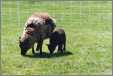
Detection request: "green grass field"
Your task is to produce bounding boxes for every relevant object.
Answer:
[1,1,112,75]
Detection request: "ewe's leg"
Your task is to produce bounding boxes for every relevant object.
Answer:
[38,40,43,54]
[32,46,35,54]
[36,43,40,51]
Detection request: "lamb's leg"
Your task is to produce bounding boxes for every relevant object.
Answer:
[58,44,63,53]
[63,35,66,52]
[63,41,66,52]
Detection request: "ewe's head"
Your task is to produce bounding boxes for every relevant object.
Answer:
[19,27,35,55]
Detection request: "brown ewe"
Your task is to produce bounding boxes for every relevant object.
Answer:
[19,12,56,55]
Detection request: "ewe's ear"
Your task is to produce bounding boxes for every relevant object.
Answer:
[19,36,21,40]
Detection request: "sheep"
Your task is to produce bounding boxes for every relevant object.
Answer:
[47,28,66,54]
[19,12,56,55]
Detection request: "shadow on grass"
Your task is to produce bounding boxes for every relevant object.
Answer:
[24,51,73,58]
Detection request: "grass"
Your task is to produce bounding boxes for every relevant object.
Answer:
[1,0,112,75]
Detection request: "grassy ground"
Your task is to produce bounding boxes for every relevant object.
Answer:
[1,1,112,75]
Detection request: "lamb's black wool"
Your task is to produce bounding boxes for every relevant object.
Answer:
[47,28,66,54]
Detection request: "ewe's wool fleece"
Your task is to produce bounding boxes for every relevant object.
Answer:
[24,12,56,39]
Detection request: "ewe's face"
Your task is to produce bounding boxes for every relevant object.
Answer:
[19,38,30,55]
[19,37,31,56]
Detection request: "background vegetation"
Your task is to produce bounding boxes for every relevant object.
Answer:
[1,0,112,75]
